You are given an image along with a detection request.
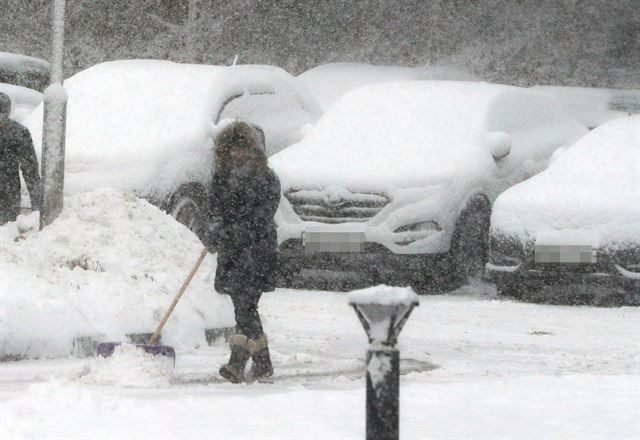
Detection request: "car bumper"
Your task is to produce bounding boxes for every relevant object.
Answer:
[278,239,450,284]
[489,261,637,284]
[486,262,640,302]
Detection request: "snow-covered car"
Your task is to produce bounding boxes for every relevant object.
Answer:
[0,52,49,122]
[270,81,588,292]
[486,116,640,305]
[25,60,322,238]
[299,62,478,111]
[531,85,640,129]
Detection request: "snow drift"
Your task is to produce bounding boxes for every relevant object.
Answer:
[0,189,234,359]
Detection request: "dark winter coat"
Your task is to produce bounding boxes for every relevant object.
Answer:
[208,168,281,295]
[0,118,40,223]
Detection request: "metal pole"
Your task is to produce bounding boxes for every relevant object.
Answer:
[50,0,65,85]
[40,0,67,229]
[366,348,400,440]
[185,0,203,63]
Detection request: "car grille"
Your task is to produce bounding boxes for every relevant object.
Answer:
[285,188,391,223]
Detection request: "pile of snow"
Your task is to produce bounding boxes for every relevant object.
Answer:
[299,62,478,110]
[491,116,640,247]
[531,86,640,129]
[271,81,586,192]
[23,60,320,200]
[79,344,173,388]
[0,189,234,359]
[0,83,43,122]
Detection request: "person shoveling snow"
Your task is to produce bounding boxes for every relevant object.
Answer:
[204,121,282,384]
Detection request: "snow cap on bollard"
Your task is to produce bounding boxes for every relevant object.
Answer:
[348,285,419,346]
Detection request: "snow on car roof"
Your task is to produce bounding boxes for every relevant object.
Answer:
[299,62,478,110]
[270,80,584,192]
[0,51,50,73]
[24,60,318,198]
[531,85,639,129]
[491,115,640,247]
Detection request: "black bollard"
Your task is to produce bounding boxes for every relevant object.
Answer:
[366,348,400,440]
[349,286,419,440]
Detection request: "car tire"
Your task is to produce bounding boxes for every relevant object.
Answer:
[495,280,522,299]
[448,195,491,288]
[170,184,209,242]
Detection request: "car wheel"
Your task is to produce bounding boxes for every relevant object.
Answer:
[170,184,208,241]
[449,196,491,287]
[495,280,522,298]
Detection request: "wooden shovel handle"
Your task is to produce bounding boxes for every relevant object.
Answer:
[148,247,209,345]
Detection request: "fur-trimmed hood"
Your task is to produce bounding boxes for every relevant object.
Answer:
[214,121,268,176]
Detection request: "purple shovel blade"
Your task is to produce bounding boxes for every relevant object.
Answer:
[96,342,176,363]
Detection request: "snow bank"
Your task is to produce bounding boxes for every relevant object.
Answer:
[23,60,319,200]
[270,81,586,192]
[0,189,234,359]
[491,116,640,247]
[0,83,42,122]
[299,62,478,110]
[531,86,639,129]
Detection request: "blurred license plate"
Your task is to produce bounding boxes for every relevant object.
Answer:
[304,226,365,253]
[535,245,596,264]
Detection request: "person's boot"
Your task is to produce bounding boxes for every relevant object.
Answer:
[247,333,273,382]
[219,334,251,384]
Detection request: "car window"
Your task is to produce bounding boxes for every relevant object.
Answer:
[217,88,315,156]
[609,91,640,114]
[0,53,50,92]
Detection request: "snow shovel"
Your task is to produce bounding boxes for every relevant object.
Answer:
[96,247,209,362]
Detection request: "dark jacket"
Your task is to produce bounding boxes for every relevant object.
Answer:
[208,167,281,294]
[0,118,40,222]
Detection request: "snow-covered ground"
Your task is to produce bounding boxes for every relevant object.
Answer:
[1,184,638,438]
[1,283,638,438]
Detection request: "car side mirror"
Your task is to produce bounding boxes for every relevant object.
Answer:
[486,131,512,161]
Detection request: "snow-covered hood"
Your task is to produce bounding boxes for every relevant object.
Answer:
[491,116,640,248]
[271,81,503,192]
[271,80,588,193]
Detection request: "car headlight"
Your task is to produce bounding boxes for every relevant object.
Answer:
[614,260,640,279]
[394,221,441,233]
[393,221,441,246]
[488,234,527,268]
[488,253,522,267]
